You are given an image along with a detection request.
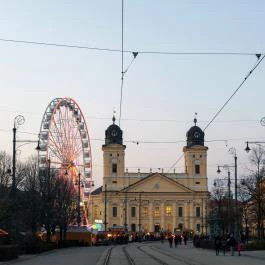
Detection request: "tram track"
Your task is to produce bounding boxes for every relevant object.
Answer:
[102,243,208,265]
[149,245,208,265]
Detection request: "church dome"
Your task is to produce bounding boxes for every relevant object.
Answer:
[104,116,123,145]
[186,117,204,147]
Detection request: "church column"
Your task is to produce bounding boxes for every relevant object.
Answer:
[189,201,194,230]
[184,201,190,230]
[173,202,177,231]
[161,201,165,231]
[149,201,153,232]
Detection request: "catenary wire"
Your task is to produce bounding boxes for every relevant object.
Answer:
[0,37,262,56]
[167,55,265,172]
[203,54,265,131]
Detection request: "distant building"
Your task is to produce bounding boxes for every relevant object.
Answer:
[90,116,209,234]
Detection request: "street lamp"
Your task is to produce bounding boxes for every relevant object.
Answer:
[75,172,84,226]
[10,115,41,192]
[217,164,232,233]
[12,115,25,192]
[104,184,108,232]
[228,147,239,240]
[138,193,142,233]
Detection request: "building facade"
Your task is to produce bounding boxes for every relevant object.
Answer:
[90,116,209,234]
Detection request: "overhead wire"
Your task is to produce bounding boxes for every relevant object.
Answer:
[203,54,265,131]
[0,37,262,57]
[167,54,265,173]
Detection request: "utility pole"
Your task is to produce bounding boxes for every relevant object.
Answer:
[77,173,81,226]
[138,193,141,233]
[104,184,107,231]
[124,191,128,232]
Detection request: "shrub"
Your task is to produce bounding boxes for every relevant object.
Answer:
[246,240,265,251]
[0,245,19,261]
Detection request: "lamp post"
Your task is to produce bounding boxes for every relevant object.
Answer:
[12,115,25,192]
[138,193,142,233]
[75,172,83,226]
[228,147,238,239]
[217,165,232,233]
[104,184,108,232]
[124,190,128,232]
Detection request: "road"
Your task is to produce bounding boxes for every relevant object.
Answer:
[1,241,265,265]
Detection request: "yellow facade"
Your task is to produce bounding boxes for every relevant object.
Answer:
[90,118,209,234]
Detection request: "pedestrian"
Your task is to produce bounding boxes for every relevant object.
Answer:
[168,233,173,248]
[174,234,178,248]
[236,237,241,256]
[214,235,221,256]
[183,233,187,246]
[221,236,226,256]
[228,234,236,256]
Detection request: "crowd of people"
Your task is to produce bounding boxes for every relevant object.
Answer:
[214,234,241,256]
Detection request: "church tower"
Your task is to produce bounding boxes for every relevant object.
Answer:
[102,116,126,190]
[183,116,208,179]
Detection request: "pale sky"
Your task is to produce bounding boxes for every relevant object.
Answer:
[0,0,265,190]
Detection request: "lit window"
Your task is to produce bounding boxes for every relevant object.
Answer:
[154,206,160,217]
[166,206,172,216]
[143,207,148,217]
[94,205,99,219]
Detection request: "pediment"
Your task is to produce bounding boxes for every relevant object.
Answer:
[123,173,192,193]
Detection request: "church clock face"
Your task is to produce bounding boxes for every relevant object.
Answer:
[111,129,118,137]
[194,131,200,138]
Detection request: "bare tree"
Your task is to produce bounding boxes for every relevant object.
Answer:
[242,146,265,239]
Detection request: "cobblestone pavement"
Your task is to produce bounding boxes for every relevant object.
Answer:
[1,241,265,265]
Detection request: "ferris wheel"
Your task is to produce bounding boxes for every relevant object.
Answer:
[38,97,93,210]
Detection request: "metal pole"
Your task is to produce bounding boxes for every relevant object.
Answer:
[201,198,204,235]
[228,170,231,233]
[104,184,107,232]
[12,126,16,192]
[77,173,81,226]
[138,193,141,232]
[234,154,238,238]
[124,191,127,232]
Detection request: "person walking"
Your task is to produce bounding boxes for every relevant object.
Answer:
[174,234,178,248]
[214,235,221,256]
[183,233,188,246]
[168,233,173,248]
[221,236,227,256]
[228,234,236,256]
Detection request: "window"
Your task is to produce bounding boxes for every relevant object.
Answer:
[167,223,172,231]
[131,223,136,232]
[196,223,200,232]
[112,163,117,174]
[112,206,117,217]
[131,207,136,217]
[195,165,200,174]
[154,206,160,217]
[143,207,148,217]
[196,207,200,217]
[166,206,172,216]
[94,205,99,219]
[178,207,183,217]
